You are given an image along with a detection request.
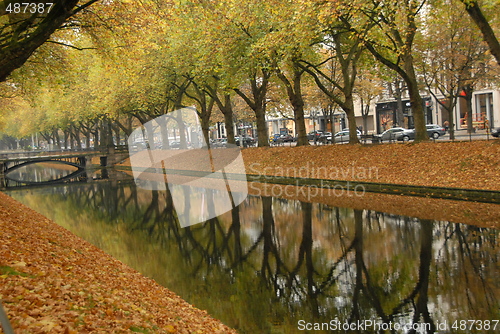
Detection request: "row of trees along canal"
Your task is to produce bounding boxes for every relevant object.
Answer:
[1,0,500,148]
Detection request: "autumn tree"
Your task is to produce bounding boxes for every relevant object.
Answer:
[418,0,491,139]
[354,66,384,136]
[205,85,237,144]
[349,0,429,141]
[0,0,174,149]
[197,0,276,147]
[258,0,323,147]
[459,0,500,66]
[0,0,100,82]
[298,1,373,144]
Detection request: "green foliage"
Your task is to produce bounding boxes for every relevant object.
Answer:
[0,0,498,141]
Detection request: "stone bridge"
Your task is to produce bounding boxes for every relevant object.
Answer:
[0,149,129,188]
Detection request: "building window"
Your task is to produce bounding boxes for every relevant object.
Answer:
[475,93,493,129]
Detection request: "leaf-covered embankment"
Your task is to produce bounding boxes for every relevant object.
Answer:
[242,141,500,191]
[0,192,237,334]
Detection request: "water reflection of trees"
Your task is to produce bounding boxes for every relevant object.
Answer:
[14,182,499,333]
[124,191,497,333]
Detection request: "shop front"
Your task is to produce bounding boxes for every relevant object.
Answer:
[375,97,433,133]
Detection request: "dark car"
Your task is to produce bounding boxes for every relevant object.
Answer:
[235,136,256,147]
[396,124,447,141]
[280,134,295,142]
[307,130,323,141]
[491,128,500,138]
[318,132,333,144]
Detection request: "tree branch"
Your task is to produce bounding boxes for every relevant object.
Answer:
[45,40,97,50]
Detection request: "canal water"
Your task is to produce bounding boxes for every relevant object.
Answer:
[5,166,500,333]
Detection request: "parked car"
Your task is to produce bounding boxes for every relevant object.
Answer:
[492,128,500,138]
[333,129,361,143]
[170,141,181,148]
[426,124,447,139]
[270,134,282,143]
[318,132,333,143]
[375,127,407,142]
[280,134,295,142]
[307,130,323,141]
[396,124,447,141]
[130,141,147,152]
[210,138,227,148]
[235,136,256,147]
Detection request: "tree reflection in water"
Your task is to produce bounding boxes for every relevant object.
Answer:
[8,180,499,334]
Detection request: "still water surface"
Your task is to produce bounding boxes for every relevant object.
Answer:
[6,167,500,333]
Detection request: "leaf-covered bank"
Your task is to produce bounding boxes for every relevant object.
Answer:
[0,192,237,334]
[242,141,500,191]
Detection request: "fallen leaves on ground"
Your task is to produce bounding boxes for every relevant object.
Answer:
[0,192,237,334]
[242,141,500,190]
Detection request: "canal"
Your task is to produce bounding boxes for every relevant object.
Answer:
[5,166,500,333]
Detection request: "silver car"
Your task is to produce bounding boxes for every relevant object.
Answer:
[426,124,447,139]
[396,124,447,141]
[375,127,407,142]
[333,129,361,143]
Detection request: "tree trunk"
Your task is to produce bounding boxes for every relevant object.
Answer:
[100,118,114,150]
[344,94,360,144]
[113,125,121,147]
[463,84,474,134]
[0,0,92,82]
[63,130,70,149]
[70,125,82,149]
[462,0,500,66]
[393,79,405,127]
[210,90,236,145]
[364,25,428,141]
[294,103,309,146]
[449,103,455,140]
[404,57,428,141]
[234,70,271,147]
[200,114,211,147]
[275,64,309,146]
[54,130,61,149]
[85,130,91,149]
[292,69,309,147]
[221,95,236,144]
[155,116,170,149]
[254,103,269,147]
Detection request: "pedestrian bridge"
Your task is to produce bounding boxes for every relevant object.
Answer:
[0,149,129,188]
[2,155,87,173]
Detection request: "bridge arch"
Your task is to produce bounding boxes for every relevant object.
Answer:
[4,159,84,174]
[4,169,87,187]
